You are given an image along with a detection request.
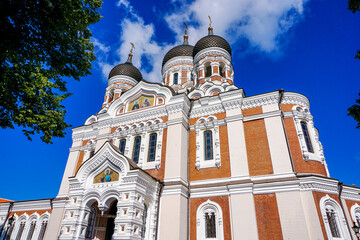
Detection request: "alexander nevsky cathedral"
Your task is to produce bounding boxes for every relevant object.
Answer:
[1,20,360,240]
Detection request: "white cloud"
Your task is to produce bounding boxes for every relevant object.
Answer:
[166,0,307,52]
[95,0,308,82]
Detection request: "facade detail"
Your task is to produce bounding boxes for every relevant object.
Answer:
[1,23,360,240]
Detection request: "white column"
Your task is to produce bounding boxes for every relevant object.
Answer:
[276,191,311,240]
[262,104,293,175]
[226,108,250,177]
[300,191,324,240]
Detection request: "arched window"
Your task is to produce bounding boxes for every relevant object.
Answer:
[173,73,178,85]
[119,139,126,155]
[219,66,223,77]
[148,133,157,162]
[196,200,224,240]
[326,208,340,238]
[320,195,350,240]
[350,204,360,229]
[4,219,15,240]
[205,64,212,77]
[26,220,36,240]
[37,220,48,240]
[204,130,213,160]
[15,221,25,240]
[132,136,142,164]
[141,204,148,238]
[300,121,314,153]
[205,212,216,238]
[85,207,97,239]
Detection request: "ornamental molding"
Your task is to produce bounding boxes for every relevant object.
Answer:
[162,56,193,75]
[299,176,339,194]
[222,99,242,111]
[280,92,310,109]
[107,75,138,86]
[342,186,360,201]
[194,47,231,64]
[242,92,279,110]
[72,129,99,142]
[190,104,225,118]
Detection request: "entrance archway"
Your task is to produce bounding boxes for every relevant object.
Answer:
[84,200,118,240]
[105,200,118,240]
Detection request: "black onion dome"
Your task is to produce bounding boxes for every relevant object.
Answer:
[162,44,194,67]
[108,58,142,81]
[193,34,231,58]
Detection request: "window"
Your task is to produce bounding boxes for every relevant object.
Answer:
[205,65,212,77]
[141,204,148,238]
[350,204,360,229]
[301,121,314,153]
[205,212,216,238]
[219,66,223,77]
[15,221,25,240]
[173,73,178,85]
[85,207,96,239]
[37,220,48,240]
[5,222,14,240]
[132,136,142,164]
[204,130,213,160]
[119,139,126,155]
[320,195,350,240]
[195,117,221,170]
[26,221,36,240]
[326,210,340,238]
[196,200,224,240]
[147,133,157,162]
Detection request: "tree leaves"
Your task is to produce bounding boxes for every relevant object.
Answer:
[348,92,360,129]
[0,0,102,143]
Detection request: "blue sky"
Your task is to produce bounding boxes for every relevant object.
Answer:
[1,0,360,201]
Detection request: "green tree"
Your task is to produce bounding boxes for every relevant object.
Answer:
[348,92,360,129]
[0,0,102,143]
[347,0,360,128]
[348,0,360,58]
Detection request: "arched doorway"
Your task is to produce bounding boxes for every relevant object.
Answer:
[84,200,118,240]
[105,200,118,240]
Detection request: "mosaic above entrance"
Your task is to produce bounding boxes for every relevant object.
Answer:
[127,95,154,112]
[93,167,119,183]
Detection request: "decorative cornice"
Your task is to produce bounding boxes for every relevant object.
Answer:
[162,56,193,75]
[190,104,225,119]
[242,92,279,110]
[194,47,231,64]
[107,75,138,86]
[280,92,310,109]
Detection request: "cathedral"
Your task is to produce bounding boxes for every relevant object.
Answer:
[1,23,360,240]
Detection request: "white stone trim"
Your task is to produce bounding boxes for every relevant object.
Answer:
[350,203,360,227]
[196,199,224,240]
[194,116,221,170]
[194,47,231,64]
[320,195,351,240]
[291,106,328,175]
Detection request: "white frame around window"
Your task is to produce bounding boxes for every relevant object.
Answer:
[195,116,221,170]
[292,106,325,163]
[351,203,360,227]
[196,199,224,240]
[320,195,351,240]
[172,72,180,85]
[112,120,164,170]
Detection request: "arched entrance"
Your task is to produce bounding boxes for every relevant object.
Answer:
[105,200,117,240]
[85,200,118,240]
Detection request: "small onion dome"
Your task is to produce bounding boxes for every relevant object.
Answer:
[162,34,194,67]
[193,27,231,58]
[108,53,143,81]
